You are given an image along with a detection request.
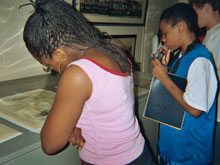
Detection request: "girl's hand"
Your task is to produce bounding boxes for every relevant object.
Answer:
[68,127,85,150]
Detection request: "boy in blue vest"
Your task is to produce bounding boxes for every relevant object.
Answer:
[151,3,218,164]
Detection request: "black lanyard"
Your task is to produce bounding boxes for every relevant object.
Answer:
[170,39,200,74]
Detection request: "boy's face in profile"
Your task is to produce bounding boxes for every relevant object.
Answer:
[192,5,208,28]
[159,20,181,51]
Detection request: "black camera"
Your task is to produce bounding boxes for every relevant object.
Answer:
[153,52,164,61]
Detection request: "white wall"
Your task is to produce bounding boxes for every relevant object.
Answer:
[0,0,47,82]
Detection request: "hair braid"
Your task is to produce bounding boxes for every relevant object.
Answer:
[23,0,131,72]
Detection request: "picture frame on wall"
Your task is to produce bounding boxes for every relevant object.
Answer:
[72,0,148,25]
[103,34,140,71]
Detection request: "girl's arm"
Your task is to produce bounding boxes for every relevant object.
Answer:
[40,65,92,155]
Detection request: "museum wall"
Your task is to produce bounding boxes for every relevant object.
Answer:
[0,0,187,82]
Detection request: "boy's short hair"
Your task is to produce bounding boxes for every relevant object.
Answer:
[160,3,199,34]
[189,0,220,13]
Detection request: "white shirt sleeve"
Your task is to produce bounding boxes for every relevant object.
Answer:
[183,57,217,113]
[203,23,220,120]
[203,24,220,70]
[203,24,220,83]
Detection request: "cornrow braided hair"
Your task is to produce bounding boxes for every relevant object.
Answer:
[22,0,131,73]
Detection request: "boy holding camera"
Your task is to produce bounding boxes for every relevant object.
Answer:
[152,3,218,164]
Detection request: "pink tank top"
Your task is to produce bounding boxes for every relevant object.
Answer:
[68,58,145,165]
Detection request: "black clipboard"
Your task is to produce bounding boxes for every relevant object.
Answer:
[143,73,187,130]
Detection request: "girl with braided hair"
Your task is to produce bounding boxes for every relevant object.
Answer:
[22,0,153,164]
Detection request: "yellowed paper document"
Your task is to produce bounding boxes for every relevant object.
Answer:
[0,89,55,133]
[0,124,22,143]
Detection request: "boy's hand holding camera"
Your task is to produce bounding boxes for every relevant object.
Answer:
[151,46,171,83]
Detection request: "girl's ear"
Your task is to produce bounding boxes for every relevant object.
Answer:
[53,48,67,62]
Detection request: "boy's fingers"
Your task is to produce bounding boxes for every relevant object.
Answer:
[153,58,162,66]
[166,49,171,64]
